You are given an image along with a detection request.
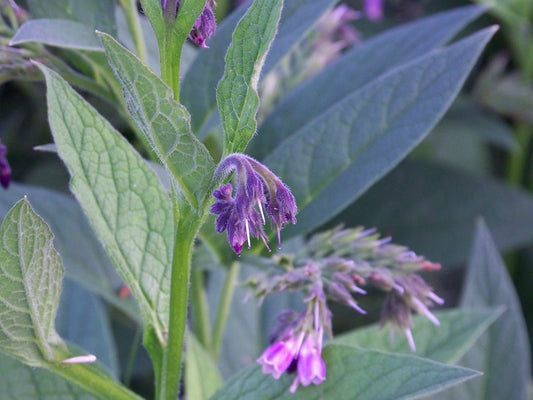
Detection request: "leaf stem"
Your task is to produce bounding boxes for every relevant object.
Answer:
[191,268,212,348]
[119,0,148,62]
[211,261,240,357]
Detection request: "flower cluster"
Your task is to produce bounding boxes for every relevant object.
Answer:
[0,143,11,189]
[210,153,297,255]
[160,0,216,48]
[246,226,443,392]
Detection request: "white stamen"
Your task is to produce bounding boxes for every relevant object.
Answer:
[245,219,251,248]
[393,283,405,294]
[428,291,445,305]
[352,285,367,295]
[258,202,266,224]
[277,226,281,249]
[61,354,97,364]
[348,300,366,315]
[404,329,416,352]
[412,297,440,326]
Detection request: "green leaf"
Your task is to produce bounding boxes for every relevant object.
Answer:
[334,308,502,364]
[99,33,215,210]
[26,0,116,35]
[263,28,495,239]
[10,19,102,51]
[252,4,488,159]
[211,344,480,400]
[0,352,99,400]
[38,63,172,349]
[0,198,65,366]
[440,221,531,400]
[182,0,336,138]
[186,333,223,400]
[333,160,533,266]
[0,183,138,322]
[216,0,283,154]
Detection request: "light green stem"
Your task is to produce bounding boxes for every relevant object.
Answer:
[212,262,241,357]
[191,268,212,348]
[48,359,143,400]
[160,30,181,101]
[119,0,148,62]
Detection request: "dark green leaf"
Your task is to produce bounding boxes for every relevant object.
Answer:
[216,0,283,154]
[440,221,531,400]
[186,333,223,400]
[211,344,480,400]
[264,28,495,239]
[100,33,215,209]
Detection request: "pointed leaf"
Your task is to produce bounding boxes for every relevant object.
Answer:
[264,28,495,239]
[0,198,64,366]
[186,333,223,400]
[99,33,214,209]
[441,221,531,400]
[211,344,480,400]
[0,352,99,400]
[216,0,283,154]
[334,308,502,364]
[38,63,172,346]
[253,5,488,158]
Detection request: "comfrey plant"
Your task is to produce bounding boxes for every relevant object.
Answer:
[0,0,508,399]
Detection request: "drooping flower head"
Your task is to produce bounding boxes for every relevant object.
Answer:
[210,153,297,254]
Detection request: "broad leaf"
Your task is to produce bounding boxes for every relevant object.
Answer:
[333,161,533,266]
[252,4,488,159]
[38,64,172,348]
[10,19,102,51]
[211,344,479,400]
[263,28,495,239]
[0,198,64,366]
[334,308,502,364]
[26,0,116,35]
[440,222,531,400]
[0,183,138,322]
[181,0,336,137]
[186,333,223,400]
[0,352,99,400]
[216,0,283,154]
[100,33,214,210]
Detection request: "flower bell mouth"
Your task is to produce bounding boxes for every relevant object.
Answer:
[210,153,297,255]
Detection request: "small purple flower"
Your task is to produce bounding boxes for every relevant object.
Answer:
[211,153,297,254]
[257,331,304,379]
[295,333,326,388]
[364,0,384,21]
[0,143,11,189]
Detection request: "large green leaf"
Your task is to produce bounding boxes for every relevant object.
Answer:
[0,198,65,367]
[216,0,283,154]
[38,64,172,347]
[440,222,531,400]
[186,332,223,400]
[10,19,102,51]
[0,183,138,322]
[0,352,99,400]
[211,344,479,400]
[263,28,495,239]
[252,4,488,159]
[332,161,533,266]
[99,33,214,210]
[181,0,336,137]
[334,308,502,364]
[26,0,116,35]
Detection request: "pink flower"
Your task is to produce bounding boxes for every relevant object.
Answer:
[257,331,304,379]
[290,333,326,392]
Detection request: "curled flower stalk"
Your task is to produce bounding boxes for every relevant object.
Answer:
[210,153,297,254]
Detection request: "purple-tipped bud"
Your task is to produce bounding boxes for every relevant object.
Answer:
[0,144,11,189]
[211,153,297,254]
[189,0,217,48]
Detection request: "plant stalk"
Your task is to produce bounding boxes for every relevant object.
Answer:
[191,268,212,348]
[119,0,148,62]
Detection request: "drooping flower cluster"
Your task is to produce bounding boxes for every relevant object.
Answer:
[160,0,216,48]
[246,226,443,392]
[0,143,11,189]
[210,153,297,255]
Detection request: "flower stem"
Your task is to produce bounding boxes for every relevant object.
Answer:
[119,0,147,62]
[211,261,241,357]
[191,268,212,348]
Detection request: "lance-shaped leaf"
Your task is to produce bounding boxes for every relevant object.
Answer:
[186,332,223,400]
[216,0,283,154]
[0,198,64,367]
[37,64,172,346]
[264,28,496,239]
[440,222,531,400]
[211,344,479,400]
[334,308,502,364]
[100,33,214,209]
[253,4,488,159]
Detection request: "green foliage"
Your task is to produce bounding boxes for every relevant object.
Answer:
[211,344,479,400]
[0,198,65,366]
[216,0,283,154]
[185,333,223,400]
